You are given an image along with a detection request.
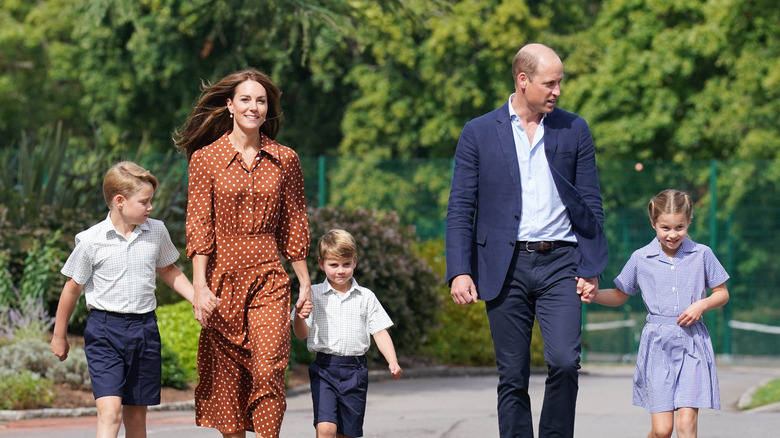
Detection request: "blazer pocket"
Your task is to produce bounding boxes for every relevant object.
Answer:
[475,228,488,247]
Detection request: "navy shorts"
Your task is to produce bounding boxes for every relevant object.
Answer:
[84,309,162,406]
[309,352,369,437]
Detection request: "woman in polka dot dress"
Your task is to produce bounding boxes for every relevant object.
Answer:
[175,68,312,437]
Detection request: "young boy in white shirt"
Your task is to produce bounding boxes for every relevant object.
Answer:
[50,161,219,438]
[293,228,402,438]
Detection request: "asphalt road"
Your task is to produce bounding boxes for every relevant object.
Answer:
[2,364,779,437]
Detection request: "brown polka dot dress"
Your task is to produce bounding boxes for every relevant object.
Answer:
[186,132,310,436]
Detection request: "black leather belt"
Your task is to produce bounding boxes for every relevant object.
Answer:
[516,241,576,252]
[315,352,366,365]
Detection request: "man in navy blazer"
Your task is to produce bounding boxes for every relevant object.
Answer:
[446,43,608,438]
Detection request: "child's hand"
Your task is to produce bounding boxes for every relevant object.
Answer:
[677,301,706,326]
[50,336,70,362]
[193,283,220,328]
[296,299,313,319]
[576,276,598,303]
[389,362,402,380]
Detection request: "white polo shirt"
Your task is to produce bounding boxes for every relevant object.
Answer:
[61,215,180,314]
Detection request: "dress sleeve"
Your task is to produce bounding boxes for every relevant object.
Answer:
[613,252,640,296]
[185,149,216,258]
[703,246,730,289]
[275,150,310,262]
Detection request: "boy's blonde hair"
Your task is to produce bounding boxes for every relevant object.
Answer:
[647,189,693,224]
[103,161,159,208]
[318,229,357,261]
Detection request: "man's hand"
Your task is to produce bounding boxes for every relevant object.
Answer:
[451,274,479,305]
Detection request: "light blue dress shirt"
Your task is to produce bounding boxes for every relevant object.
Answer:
[508,95,576,242]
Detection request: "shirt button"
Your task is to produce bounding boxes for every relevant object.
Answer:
[671,266,675,270]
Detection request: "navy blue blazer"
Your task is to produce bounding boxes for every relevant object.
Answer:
[445,103,608,301]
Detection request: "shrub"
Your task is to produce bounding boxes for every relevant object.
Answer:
[157,300,201,381]
[0,295,55,342]
[0,339,60,375]
[161,342,190,390]
[415,238,545,367]
[44,346,91,391]
[0,369,56,410]
[291,206,441,365]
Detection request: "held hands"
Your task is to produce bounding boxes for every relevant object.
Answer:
[193,282,221,328]
[295,283,312,316]
[576,276,599,303]
[450,275,479,305]
[295,298,313,319]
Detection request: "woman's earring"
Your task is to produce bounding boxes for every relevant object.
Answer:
[230,113,234,119]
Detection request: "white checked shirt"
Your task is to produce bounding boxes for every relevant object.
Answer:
[61,214,180,314]
[304,278,394,356]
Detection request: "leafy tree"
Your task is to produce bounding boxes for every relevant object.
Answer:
[0,0,83,139]
[561,0,780,163]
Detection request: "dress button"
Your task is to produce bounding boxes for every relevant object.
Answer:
[510,242,515,247]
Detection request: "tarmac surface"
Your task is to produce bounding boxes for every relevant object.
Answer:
[1,363,780,437]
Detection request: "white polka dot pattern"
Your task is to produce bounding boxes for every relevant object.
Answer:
[185,132,310,436]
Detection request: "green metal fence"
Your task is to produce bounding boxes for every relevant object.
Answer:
[299,157,780,362]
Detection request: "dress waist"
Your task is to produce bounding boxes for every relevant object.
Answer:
[215,233,278,272]
[646,314,702,325]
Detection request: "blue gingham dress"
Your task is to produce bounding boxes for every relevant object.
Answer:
[614,237,729,413]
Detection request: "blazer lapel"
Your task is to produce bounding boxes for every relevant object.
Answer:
[495,104,522,201]
[544,109,560,162]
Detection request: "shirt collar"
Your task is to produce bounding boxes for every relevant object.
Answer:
[646,237,697,259]
[508,93,547,127]
[100,212,149,239]
[324,278,360,296]
[211,131,284,169]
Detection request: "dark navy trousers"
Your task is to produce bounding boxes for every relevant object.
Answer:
[485,245,582,438]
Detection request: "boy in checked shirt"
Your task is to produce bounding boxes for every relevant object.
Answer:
[293,228,402,438]
[50,161,219,438]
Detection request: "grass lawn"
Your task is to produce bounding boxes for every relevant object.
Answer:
[743,378,780,409]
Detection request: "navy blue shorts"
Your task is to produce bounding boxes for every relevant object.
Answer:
[84,309,162,406]
[309,353,369,437]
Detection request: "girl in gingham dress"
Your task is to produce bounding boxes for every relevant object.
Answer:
[583,189,729,438]
[175,69,312,438]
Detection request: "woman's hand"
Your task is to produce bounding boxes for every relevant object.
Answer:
[193,281,220,328]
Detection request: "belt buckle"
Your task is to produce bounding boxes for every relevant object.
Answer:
[525,241,552,252]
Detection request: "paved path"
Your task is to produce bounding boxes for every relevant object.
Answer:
[1,364,779,437]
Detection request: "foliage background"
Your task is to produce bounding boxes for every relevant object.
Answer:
[2,0,780,384]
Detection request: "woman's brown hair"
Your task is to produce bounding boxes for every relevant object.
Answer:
[173,68,282,161]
